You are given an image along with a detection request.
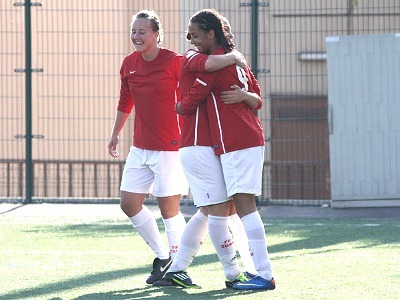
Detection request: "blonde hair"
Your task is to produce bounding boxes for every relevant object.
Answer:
[131,10,164,44]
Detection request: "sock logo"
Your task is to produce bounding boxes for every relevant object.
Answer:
[221,239,234,249]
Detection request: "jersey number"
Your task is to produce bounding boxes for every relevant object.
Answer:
[235,65,249,91]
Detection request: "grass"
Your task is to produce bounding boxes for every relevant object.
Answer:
[0,205,399,300]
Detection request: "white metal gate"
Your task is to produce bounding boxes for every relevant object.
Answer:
[327,33,400,207]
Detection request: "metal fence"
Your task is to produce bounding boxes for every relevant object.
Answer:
[1,0,399,205]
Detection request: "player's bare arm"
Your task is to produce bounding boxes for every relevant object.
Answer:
[221,85,261,109]
[205,49,246,72]
[108,110,130,158]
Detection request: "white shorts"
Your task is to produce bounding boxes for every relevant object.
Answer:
[220,146,265,197]
[120,146,188,197]
[179,146,228,207]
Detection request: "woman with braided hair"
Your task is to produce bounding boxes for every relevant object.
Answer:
[176,9,275,291]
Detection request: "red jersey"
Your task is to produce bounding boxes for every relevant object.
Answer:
[118,48,183,151]
[179,49,213,148]
[179,48,265,155]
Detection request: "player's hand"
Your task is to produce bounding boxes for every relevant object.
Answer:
[108,136,120,158]
[232,50,247,69]
[175,102,184,114]
[221,85,246,104]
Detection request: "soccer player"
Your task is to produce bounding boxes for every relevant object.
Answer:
[176,9,276,291]
[107,10,188,284]
[154,10,259,287]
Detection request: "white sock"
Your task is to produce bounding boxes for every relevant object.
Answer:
[129,206,169,259]
[170,210,208,272]
[241,211,273,280]
[208,215,241,281]
[163,211,186,260]
[228,213,257,275]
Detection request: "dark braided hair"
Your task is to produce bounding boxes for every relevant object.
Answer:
[187,9,234,53]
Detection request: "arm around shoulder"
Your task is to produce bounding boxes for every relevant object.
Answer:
[205,49,247,72]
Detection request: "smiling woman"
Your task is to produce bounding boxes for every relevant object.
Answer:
[130,10,164,61]
[175,8,275,291]
[107,9,188,285]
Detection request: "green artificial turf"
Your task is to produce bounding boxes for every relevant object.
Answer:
[1,209,399,299]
